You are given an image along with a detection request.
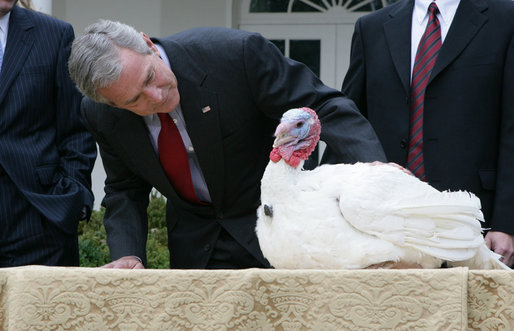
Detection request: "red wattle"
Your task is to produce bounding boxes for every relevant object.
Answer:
[270,148,282,163]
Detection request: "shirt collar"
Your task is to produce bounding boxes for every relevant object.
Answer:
[154,43,170,68]
[414,0,460,26]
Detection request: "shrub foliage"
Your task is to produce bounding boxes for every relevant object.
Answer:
[78,193,170,268]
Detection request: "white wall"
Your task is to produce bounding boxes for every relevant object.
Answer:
[54,0,162,36]
[53,0,230,37]
[160,0,230,34]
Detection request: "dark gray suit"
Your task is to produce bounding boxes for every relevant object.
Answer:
[82,27,386,268]
[0,6,96,266]
[342,0,514,234]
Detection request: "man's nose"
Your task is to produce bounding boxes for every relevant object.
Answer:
[142,86,163,102]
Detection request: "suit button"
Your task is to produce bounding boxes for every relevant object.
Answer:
[204,244,211,252]
[400,139,408,149]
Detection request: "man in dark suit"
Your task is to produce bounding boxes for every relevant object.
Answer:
[342,0,514,266]
[68,19,386,269]
[0,1,96,266]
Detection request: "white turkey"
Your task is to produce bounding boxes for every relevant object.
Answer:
[256,107,509,270]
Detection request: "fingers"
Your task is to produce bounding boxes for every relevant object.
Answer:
[485,231,514,267]
[485,234,493,250]
[100,256,145,269]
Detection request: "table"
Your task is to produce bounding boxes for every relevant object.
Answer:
[0,266,512,330]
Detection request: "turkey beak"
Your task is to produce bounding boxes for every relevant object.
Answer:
[273,133,296,147]
[273,123,296,147]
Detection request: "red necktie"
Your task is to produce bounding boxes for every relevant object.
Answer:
[407,2,442,181]
[157,113,201,203]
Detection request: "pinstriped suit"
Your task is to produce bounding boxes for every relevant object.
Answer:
[0,6,96,267]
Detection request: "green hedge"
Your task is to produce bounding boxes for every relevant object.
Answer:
[78,193,170,268]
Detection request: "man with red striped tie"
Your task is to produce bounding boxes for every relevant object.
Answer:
[342,0,514,267]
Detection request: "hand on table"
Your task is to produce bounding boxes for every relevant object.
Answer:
[101,256,145,269]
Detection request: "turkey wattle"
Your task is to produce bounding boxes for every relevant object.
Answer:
[256,107,509,270]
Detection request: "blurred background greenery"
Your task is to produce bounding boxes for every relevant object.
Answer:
[78,193,169,268]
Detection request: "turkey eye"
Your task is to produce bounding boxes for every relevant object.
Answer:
[296,121,304,128]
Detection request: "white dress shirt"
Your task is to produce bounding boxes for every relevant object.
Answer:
[0,11,10,54]
[143,43,212,203]
[411,0,460,78]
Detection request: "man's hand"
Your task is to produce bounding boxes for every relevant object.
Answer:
[485,231,514,267]
[101,256,145,269]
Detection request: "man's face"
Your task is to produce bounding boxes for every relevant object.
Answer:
[98,47,180,116]
[0,0,17,17]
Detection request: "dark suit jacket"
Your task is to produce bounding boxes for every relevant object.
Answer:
[0,7,96,238]
[342,0,514,234]
[81,27,386,268]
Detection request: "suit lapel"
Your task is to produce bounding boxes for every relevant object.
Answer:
[384,0,414,96]
[430,0,488,83]
[178,78,224,209]
[0,7,34,104]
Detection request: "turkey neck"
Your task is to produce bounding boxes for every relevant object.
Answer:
[261,158,304,199]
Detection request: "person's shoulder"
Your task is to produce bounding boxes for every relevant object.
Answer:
[81,97,125,130]
[485,0,514,13]
[167,27,253,42]
[81,97,119,116]
[13,5,72,31]
[479,0,514,27]
[358,0,409,23]
[486,0,514,8]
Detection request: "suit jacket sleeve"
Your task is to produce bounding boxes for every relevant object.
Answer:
[242,31,386,164]
[341,17,368,117]
[81,99,152,263]
[491,32,514,234]
[55,24,97,216]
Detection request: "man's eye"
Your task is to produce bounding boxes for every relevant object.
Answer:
[147,70,155,84]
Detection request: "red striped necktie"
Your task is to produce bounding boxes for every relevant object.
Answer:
[157,113,201,203]
[407,2,442,181]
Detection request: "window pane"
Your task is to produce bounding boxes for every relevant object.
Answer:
[290,40,320,77]
[352,0,384,12]
[270,40,286,55]
[250,0,288,12]
[292,0,327,12]
[249,0,401,12]
[351,0,402,12]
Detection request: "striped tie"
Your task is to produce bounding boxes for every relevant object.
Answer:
[407,2,442,180]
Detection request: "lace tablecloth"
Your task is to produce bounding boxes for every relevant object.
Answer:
[0,266,512,330]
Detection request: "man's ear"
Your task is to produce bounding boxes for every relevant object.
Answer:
[141,32,159,56]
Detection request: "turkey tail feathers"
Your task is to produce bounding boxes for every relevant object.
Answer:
[396,190,483,220]
[365,190,493,264]
[395,198,509,269]
[448,245,511,270]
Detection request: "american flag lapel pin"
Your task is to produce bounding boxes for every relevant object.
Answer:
[201,106,211,113]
